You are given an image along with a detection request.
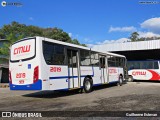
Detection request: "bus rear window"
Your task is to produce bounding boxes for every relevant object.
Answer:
[10,38,36,62]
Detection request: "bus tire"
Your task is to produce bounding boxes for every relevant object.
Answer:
[119,76,123,86]
[128,76,133,82]
[83,77,93,93]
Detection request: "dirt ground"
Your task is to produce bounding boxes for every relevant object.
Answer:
[0,81,160,119]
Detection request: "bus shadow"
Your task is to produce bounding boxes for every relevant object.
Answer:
[93,81,127,91]
[23,82,127,98]
[93,83,117,91]
[23,90,81,99]
[133,80,160,83]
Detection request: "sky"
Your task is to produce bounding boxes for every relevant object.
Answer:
[0,0,160,47]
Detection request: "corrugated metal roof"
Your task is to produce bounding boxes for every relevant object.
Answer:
[93,39,160,52]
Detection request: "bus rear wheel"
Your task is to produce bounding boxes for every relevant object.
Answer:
[128,76,133,82]
[83,78,93,93]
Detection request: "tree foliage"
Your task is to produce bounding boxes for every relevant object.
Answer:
[0,21,86,56]
[129,32,139,42]
[129,32,160,42]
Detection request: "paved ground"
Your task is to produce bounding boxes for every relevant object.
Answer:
[0,81,160,119]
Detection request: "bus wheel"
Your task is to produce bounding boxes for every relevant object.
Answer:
[119,76,123,86]
[128,76,133,82]
[83,78,93,93]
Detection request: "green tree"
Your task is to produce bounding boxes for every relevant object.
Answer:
[0,33,24,56]
[129,32,160,42]
[43,27,72,43]
[0,21,86,56]
[72,39,80,45]
[129,32,139,42]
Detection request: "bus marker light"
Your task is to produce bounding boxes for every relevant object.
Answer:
[33,66,39,83]
[28,64,31,69]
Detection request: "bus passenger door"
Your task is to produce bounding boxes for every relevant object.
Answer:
[67,49,80,89]
[99,55,107,83]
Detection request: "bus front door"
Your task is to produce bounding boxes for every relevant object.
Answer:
[99,55,107,83]
[67,49,80,89]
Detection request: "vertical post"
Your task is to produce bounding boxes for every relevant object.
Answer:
[106,55,109,83]
[0,68,2,83]
[77,50,80,87]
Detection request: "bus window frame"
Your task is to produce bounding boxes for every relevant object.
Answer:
[80,49,91,66]
[90,51,99,67]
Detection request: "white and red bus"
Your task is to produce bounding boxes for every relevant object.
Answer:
[127,60,160,81]
[9,36,127,92]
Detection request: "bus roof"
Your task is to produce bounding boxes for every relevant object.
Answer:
[13,36,126,58]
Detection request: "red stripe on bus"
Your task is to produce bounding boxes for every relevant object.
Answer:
[147,70,160,80]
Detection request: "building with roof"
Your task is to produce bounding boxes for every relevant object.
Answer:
[93,39,160,61]
[0,39,9,83]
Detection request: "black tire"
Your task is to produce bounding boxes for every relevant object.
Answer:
[119,76,123,86]
[128,76,133,82]
[83,78,93,93]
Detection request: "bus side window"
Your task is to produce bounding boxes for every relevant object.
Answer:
[130,65,134,70]
[127,61,135,70]
[80,50,90,66]
[100,57,105,68]
[43,41,65,65]
[146,61,153,69]
[154,62,159,69]
[91,51,99,66]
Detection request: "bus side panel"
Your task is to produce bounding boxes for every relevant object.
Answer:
[128,69,160,80]
[38,38,50,90]
[40,39,70,90]
[108,67,119,82]
[127,60,160,81]
[91,67,103,85]
[80,66,94,86]
[49,65,69,90]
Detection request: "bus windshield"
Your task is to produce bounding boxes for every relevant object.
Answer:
[10,38,36,62]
